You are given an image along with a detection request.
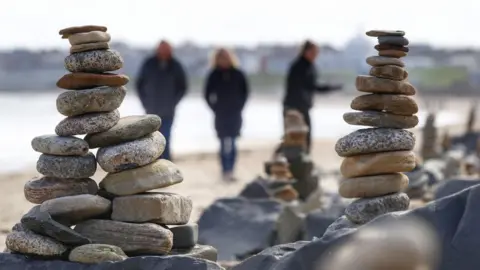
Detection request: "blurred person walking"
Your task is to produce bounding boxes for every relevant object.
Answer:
[135,40,188,161]
[283,40,342,153]
[204,48,249,181]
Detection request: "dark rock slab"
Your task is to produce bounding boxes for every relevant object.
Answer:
[170,244,217,262]
[170,223,198,249]
[304,210,338,240]
[197,197,283,261]
[0,253,223,270]
[434,179,480,200]
[21,206,90,246]
[238,177,270,199]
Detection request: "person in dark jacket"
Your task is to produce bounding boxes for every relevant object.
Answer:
[136,40,188,161]
[283,40,342,153]
[204,48,249,181]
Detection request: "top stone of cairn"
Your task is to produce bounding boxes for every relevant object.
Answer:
[59,25,108,38]
[365,30,405,37]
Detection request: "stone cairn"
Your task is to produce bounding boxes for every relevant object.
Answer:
[6,25,211,264]
[335,30,418,225]
[265,155,299,202]
[421,113,440,160]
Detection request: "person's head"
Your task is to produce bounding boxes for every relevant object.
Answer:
[212,48,238,69]
[156,40,172,60]
[300,40,319,62]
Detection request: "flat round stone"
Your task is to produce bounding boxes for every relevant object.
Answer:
[69,244,127,264]
[335,128,415,157]
[36,153,96,178]
[99,159,183,196]
[356,75,416,95]
[375,44,409,52]
[378,36,409,46]
[24,176,98,204]
[85,115,162,148]
[340,151,416,178]
[345,192,410,224]
[343,111,418,129]
[74,219,173,255]
[68,31,111,46]
[57,86,126,117]
[351,94,418,116]
[379,50,407,58]
[70,42,109,53]
[339,173,409,198]
[170,244,218,262]
[65,50,123,73]
[31,135,89,156]
[59,25,107,36]
[170,223,198,249]
[40,194,111,225]
[55,110,120,136]
[366,56,405,67]
[6,230,68,257]
[369,65,408,81]
[96,131,166,173]
[366,30,405,37]
[56,73,129,90]
[111,192,193,225]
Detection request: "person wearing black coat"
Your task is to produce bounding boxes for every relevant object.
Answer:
[204,48,249,181]
[283,40,343,153]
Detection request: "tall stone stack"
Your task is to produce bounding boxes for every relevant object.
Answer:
[4,25,217,266]
[335,30,418,225]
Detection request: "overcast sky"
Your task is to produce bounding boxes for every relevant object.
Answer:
[1,0,478,50]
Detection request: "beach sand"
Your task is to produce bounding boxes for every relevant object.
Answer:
[0,97,473,251]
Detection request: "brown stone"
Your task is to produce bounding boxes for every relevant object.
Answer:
[343,111,418,129]
[68,31,111,46]
[366,30,405,37]
[369,65,408,81]
[339,173,409,198]
[273,186,298,202]
[56,73,129,90]
[70,42,110,53]
[366,56,405,67]
[356,75,416,95]
[340,151,416,178]
[374,44,409,52]
[379,50,407,58]
[351,94,418,116]
[59,25,107,37]
[24,176,98,204]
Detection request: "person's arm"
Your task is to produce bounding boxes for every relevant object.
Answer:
[315,83,343,92]
[239,70,249,109]
[203,71,216,111]
[174,61,188,105]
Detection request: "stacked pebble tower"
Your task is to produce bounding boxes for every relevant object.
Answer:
[267,155,299,202]
[335,30,419,225]
[5,25,214,264]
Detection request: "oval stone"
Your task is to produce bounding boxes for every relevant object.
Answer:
[6,230,68,257]
[85,115,162,148]
[335,128,415,157]
[356,75,416,95]
[57,86,126,117]
[343,111,419,129]
[59,25,107,36]
[68,31,111,46]
[375,44,409,52]
[366,30,405,37]
[69,244,127,264]
[345,192,410,224]
[24,176,98,204]
[31,135,89,156]
[74,219,173,255]
[379,50,407,58]
[378,36,409,46]
[55,110,120,136]
[100,159,183,196]
[97,131,166,173]
[339,173,409,198]
[70,42,110,53]
[56,73,130,90]
[350,94,418,116]
[369,65,407,81]
[366,56,405,67]
[36,153,97,178]
[40,194,111,225]
[340,151,416,178]
[65,50,124,73]
[111,192,193,225]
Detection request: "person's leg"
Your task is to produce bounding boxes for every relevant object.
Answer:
[220,137,237,180]
[301,110,312,153]
[230,137,238,172]
[219,137,228,174]
[159,115,174,160]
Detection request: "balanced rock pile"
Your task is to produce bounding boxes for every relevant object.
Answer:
[4,25,217,268]
[335,30,418,225]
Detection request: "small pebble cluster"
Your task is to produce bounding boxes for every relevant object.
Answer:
[267,155,298,202]
[335,30,419,225]
[5,25,212,264]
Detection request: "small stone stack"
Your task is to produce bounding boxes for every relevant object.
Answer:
[283,110,309,150]
[421,113,440,160]
[266,155,299,202]
[335,30,418,225]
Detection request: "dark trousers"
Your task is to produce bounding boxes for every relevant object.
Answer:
[283,108,312,153]
[159,115,174,160]
[219,137,237,173]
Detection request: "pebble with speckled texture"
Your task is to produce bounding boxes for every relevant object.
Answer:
[343,111,418,129]
[96,131,166,173]
[24,176,98,204]
[31,135,89,156]
[36,152,97,179]
[335,128,415,157]
[5,230,68,258]
[65,50,123,73]
[345,192,410,224]
[55,110,120,136]
[69,244,127,264]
